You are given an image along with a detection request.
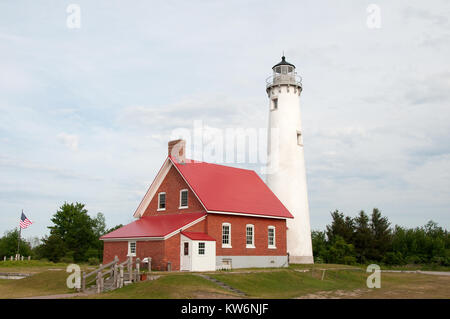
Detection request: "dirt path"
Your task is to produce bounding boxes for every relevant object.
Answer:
[19,292,91,299]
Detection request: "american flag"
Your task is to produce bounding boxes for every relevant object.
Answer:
[19,212,33,229]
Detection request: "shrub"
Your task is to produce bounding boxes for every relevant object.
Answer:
[88,257,100,265]
[343,256,356,265]
[60,252,74,264]
[383,252,405,265]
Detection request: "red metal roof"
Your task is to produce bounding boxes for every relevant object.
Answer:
[181,231,216,241]
[100,212,205,240]
[170,156,293,219]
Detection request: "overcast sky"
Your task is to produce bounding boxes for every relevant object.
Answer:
[1,1,449,240]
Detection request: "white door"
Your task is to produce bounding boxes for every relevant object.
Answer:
[180,241,191,271]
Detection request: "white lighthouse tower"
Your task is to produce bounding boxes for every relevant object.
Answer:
[266,56,313,264]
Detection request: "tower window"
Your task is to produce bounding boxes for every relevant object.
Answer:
[271,98,278,111]
[297,131,303,146]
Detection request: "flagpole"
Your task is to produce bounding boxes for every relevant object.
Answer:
[17,209,22,256]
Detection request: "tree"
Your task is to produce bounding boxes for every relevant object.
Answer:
[311,230,328,263]
[47,202,97,262]
[327,235,356,264]
[368,208,391,261]
[0,229,32,258]
[353,210,372,263]
[36,234,68,262]
[326,210,354,244]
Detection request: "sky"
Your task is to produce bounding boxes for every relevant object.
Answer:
[0,0,449,241]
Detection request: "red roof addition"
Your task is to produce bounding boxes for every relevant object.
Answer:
[100,212,205,240]
[181,231,216,241]
[170,156,293,219]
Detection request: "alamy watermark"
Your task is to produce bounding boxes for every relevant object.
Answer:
[66,264,81,289]
[170,120,282,175]
[66,4,81,29]
[366,264,381,288]
[366,4,381,29]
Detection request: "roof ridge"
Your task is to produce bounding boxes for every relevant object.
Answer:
[171,155,257,173]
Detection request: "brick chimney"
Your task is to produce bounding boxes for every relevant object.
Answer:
[168,139,186,163]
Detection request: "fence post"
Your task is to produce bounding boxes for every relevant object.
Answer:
[136,258,140,282]
[10,256,13,261]
[97,272,102,294]
[28,256,31,261]
[114,264,118,287]
[119,265,124,288]
[3,256,5,261]
[167,261,171,272]
[148,257,152,272]
[21,256,24,261]
[127,257,132,282]
[82,272,86,291]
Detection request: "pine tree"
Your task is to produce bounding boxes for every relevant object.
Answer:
[353,210,372,263]
[326,210,354,244]
[369,208,391,261]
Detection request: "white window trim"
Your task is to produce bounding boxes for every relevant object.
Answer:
[157,192,166,211]
[246,224,255,249]
[179,189,189,209]
[222,223,232,248]
[128,240,137,257]
[268,226,276,249]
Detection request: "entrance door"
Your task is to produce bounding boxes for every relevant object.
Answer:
[180,241,191,271]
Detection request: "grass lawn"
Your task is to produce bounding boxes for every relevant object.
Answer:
[0,270,72,298]
[1,261,448,299]
[85,274,236,299]
[210,268,365,298]
[0,260,96,274]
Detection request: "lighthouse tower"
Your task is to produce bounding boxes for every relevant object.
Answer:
[266,56,313,264]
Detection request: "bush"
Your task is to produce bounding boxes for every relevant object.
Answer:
[406,255,421,264]
[314,256,323,264]
[343,256,356,265]
[60,252,74,264]
[383,252,405,265]
[88,257,100,265]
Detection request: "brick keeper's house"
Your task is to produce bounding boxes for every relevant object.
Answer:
[101,139,294,271]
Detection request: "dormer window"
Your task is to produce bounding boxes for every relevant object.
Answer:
[158,192,166,210]
[179,189,188,209]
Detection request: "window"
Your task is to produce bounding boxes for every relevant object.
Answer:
[268,226,276,248]
[158,192,166,210]
[128,241,136,256]
[297,131,303,146]
[246,224,255,248]
[271,98,278,111]
[222,223,231,248]
[183,242,189,256]
[198,242,205,255]
[179,189,188,208]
